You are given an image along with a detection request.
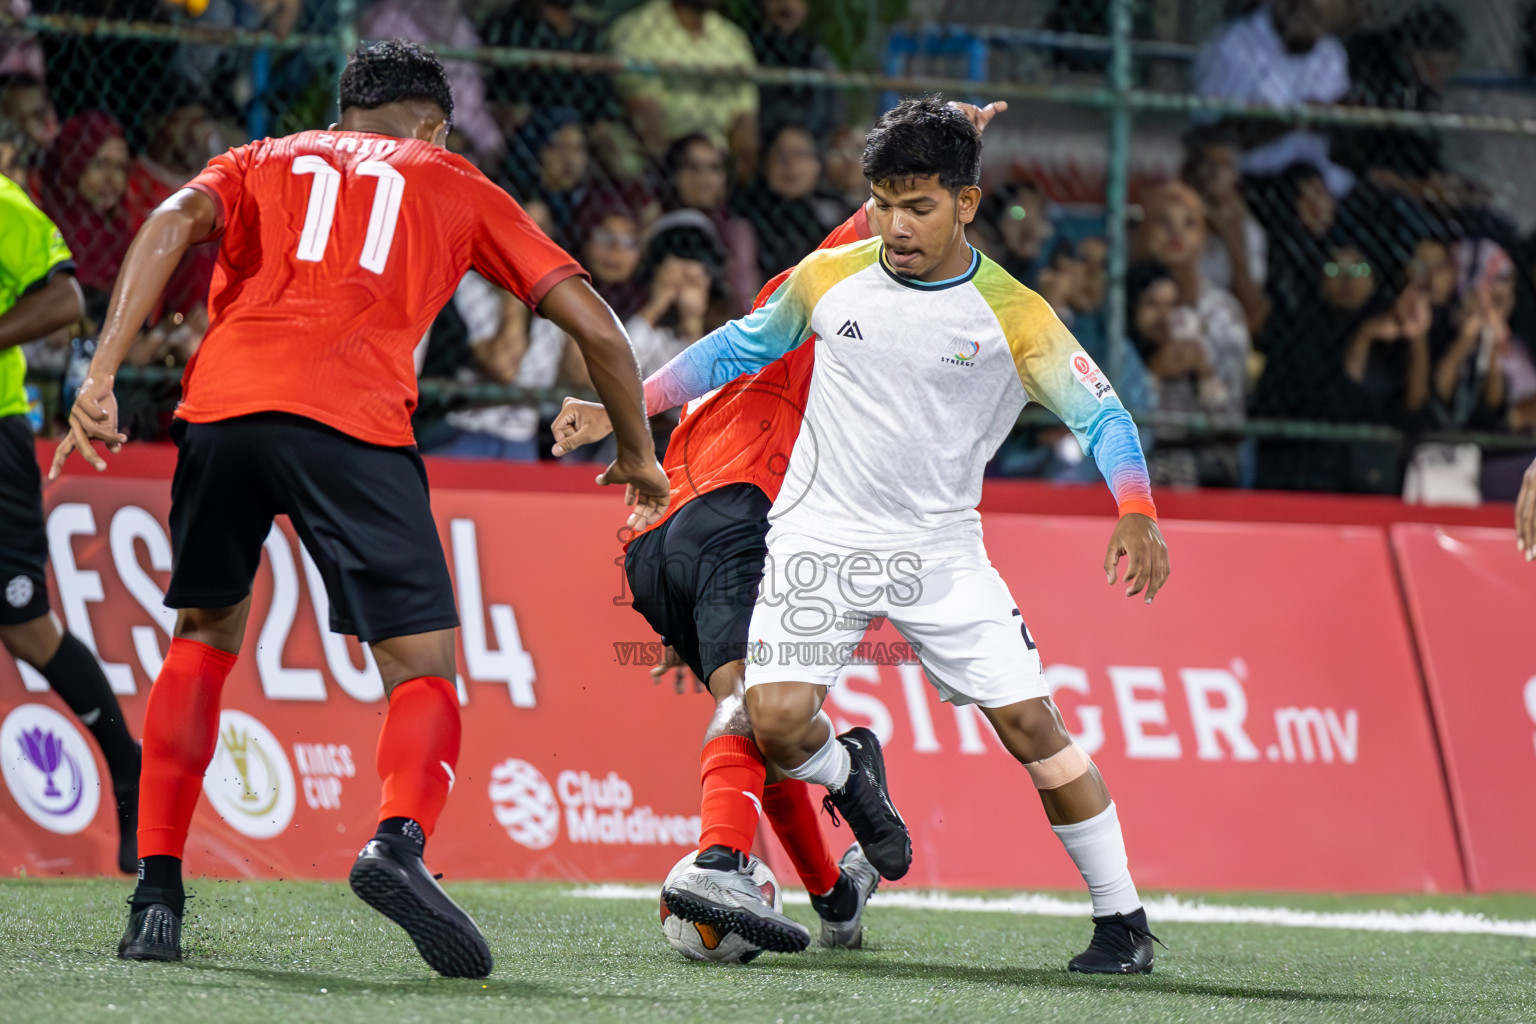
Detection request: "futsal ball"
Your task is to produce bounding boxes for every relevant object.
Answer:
[659,850,780,964]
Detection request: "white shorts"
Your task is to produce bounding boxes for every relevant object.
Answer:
[743,531,1049,708]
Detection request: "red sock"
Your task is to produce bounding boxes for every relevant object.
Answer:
[376,676,461,837]
[764,778,842,895]
[138,638,238,859]
[698,735,766,855]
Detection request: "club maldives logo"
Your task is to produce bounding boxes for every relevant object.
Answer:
[489,758,700,849]
[488,758,561,849]
[1,704,101,834]
[202,709,295,840]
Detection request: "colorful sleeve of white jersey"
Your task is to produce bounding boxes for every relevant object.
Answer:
[643,247,849,413]
[976,262,1158,520]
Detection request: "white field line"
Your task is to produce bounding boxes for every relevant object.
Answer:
[569,886,1536,939]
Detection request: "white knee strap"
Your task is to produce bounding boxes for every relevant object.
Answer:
[1025,742,1092,790]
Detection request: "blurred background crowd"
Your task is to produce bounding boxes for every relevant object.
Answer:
[6,0,1536,500]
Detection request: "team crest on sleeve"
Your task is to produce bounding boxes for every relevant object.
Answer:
[1070,352,1115,401]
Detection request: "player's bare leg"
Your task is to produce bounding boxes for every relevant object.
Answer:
[747,681,912,880]
[120,599,250,962]
[662,660,810,953]
[983,697,1158,975]
[349,627,493,978]
[0,612,142,873]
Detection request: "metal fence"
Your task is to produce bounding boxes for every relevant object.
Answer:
[5,0,1536,496]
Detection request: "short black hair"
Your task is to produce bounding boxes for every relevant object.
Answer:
[339,40,454,131]
[862,95,981,192]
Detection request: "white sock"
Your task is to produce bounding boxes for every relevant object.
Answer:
[781,714,850,791]
[1050,802,1141,918]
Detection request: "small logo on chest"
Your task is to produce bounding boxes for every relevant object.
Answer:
[836,319,864,339]
[940,339,981,367]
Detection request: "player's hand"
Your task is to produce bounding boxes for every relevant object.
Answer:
[1517,456,1536,561]
[1103,512,1171,604]
[550,396,614,455]
[948,100,1008,133]
[649,644,696,694]
[49,373,126,480]
[599,454,671,531]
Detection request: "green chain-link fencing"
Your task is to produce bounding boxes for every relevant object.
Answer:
[5,0,1536,495]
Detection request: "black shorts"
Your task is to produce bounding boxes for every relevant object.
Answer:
[166,412,459,643]
[624,482,772,685]
[0,415,49,626]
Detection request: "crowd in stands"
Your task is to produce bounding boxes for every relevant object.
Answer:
[5,0,1536,496]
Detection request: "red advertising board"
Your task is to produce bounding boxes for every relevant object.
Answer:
[1,475,1466,893]
[1390,524,1536,892]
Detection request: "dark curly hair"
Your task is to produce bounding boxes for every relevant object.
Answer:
[862,95,981,193]
[338,40,454,131]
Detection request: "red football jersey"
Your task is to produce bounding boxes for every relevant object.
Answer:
[177,130,585,447]
[634,201,874,538]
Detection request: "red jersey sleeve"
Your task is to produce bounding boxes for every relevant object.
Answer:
[468,174,587,307]
[748,202,875,310]
[817,199,875,251]
[184,144,252,240]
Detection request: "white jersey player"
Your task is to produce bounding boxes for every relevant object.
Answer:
[643,97,1171,974]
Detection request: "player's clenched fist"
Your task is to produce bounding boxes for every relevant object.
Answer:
[550,396,613,456]
[1103,513,1171,605]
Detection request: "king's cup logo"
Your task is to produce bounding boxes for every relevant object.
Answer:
[221,722,279,815]
[202,710,296,840]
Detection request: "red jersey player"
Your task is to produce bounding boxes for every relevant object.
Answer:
[552,102,1009,956]
[51,42,668,977]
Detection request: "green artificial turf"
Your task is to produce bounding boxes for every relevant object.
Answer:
[2,879,1533,1023]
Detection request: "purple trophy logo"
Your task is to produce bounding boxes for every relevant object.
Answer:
[19,726,64,798]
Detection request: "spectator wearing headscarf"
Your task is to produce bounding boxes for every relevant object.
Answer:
[40,110,131,323]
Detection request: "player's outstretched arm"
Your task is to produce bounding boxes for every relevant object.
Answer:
[50,187,216,479]
[1104,513,1171,604]
[538,277,669,529]
[1517,456,1536,561]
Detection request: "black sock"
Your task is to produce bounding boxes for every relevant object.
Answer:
[375,816,426,857]
[40,633,141,788]
[132,855,184,916]
[694,844,745,872]
[808,871,858,922]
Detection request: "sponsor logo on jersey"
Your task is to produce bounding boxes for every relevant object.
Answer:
[1071,352,1115,401]
[746,639,773,665]
[202,710,296,839]
[1,704,101,834]
[940,339,980,367]
[489,759,700,848]
[836,319,864,339]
